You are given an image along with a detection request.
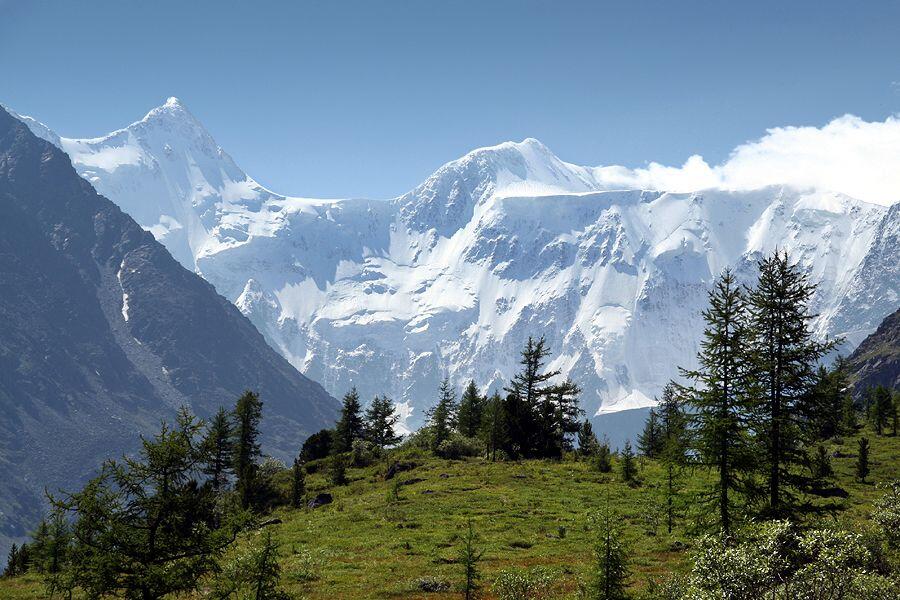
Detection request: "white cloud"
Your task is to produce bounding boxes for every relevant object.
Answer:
[592,114,900,207]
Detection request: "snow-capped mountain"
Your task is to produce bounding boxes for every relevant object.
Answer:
[15,99,899,430]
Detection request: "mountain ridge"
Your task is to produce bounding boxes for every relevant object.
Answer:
[10,98,899,432]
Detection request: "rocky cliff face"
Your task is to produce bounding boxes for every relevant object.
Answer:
[846,306,900,394]
[0,107,338,560]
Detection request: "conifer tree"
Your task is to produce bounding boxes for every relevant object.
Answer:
[3,543,20,577]
[364,395,401,448]
[538,379,582,457]
[595,436,613,473]
[233,391,264,510]
[291,458,305,508]
[809,445,834,492]
[51,408,247,599]
[588,504,629,600]
[578,419,600,457]
[457,380,485,438]
[808,364,848,440]
[747,251,836,515]
[428,378,458,454]
[480,392,507,461]
[299,429,334,463]
[619,440,637,484]
[657,383,688,533]
[458,519,484,600]
[856,437,870,483]
[202,406,234,494]
[841,393,858,434]
[334,388,365,453]
[637,409,663,458]
[678,268,754,535]
[870,386,894,436]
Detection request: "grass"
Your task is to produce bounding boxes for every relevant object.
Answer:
[3,426,900,599]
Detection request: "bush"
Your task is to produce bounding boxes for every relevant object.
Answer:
[493,567,558,600]
[873,480,900,549]
[436,433,484,459]
[412,576,451,592]
[329,455,349,486]
[350,439,381,467]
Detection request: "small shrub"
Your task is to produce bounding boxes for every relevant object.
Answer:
[351,439,381,467]
[493,567,558,600]
[413,576,451,592]
[329,455,349,486]
[437,433,484,459]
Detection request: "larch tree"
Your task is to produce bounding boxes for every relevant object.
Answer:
[202,406,234,494]
[364,395,402,448]
[334,387,365,453]
[233,391,264,510]
[678,268,755,535]
[457,380,485,438]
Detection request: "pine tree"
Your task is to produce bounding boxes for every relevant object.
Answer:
[657,383,688,533]
[678,268,755,535]
[291,458,305,508]
[809,445,834,492]
[299,429,334,463]
[870,386,894,436]
[427,378,458,454]
[747,251,837,516]
[458,519,484,600]
[247,529,288,600]
[202,406,234,494]
[595,437,613,473]
[233,391,264,510]
[504,336,576,458]
[3,543,19,577]
[51,408,246,599]
[480,392,508,461]
[334,388,365,453]
[893,392,900,437]
[588,504,629,600]
[364,395,401,448]
[619,440,637,484]
[578,419,600,457]
[637,409,662,458]
[457,380,485,438]
[856,437,870,483]
[808,363,848,440]
[841,393,859,435]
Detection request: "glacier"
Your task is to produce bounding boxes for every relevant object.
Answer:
[10,98,899,432]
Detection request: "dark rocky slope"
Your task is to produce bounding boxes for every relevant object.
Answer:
[846,306,900,394]
[0,107,337,558]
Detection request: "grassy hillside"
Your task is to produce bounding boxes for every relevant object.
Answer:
[3,426,899,599]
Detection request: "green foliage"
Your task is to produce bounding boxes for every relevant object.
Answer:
[842,393,860,434]
[593,438,613,474]
[493,566,558,600]
[809,444,835,491]
[203,406,234,494]
[747,251,838,515]
[436,433,483,460]
[459,519,484,600]
[586,506,630,600]
[350,438,381,467]
[234,390,264,510]
[638,409,662,458]
[299,429,333,463]
[212,528,290,600]
[49,407,250,599]
[364,394,401,448]
[578,420,600,456]
[869,386,895,436]
[328,455,349,486]
[480,391,508,461]
[428,378,459,453]
[290,458,305,508]
[334,387,365,454]
[619,441,637,484]
[857,437,871,482]
[677,268,755,534]
[873,480,900,549]
[458,380,486,438]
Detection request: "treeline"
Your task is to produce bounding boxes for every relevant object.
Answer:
[302,336,584,469]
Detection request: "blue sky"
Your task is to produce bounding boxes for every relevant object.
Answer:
[2,0,899,199]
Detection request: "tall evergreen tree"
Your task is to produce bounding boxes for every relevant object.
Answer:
[457,380,485,438]
[202,406,234,494]
[233,391,264,510]
[578,419,600,457]
[427,378,458,453]
[747,251,837,515]
[856,437,870,483]
[538,379,582,458]
[841,393,858,434]
[299,429,334,463]
[503,336,569,458]
[657,383,688,533]
[678,268,755,535]
[637,409,663,458]
[480,392,508,461]
[334,388,365,453]
[869,386,894,436]
[364,395,402,448]
[51,408,246,599]
[808,363,848,440]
